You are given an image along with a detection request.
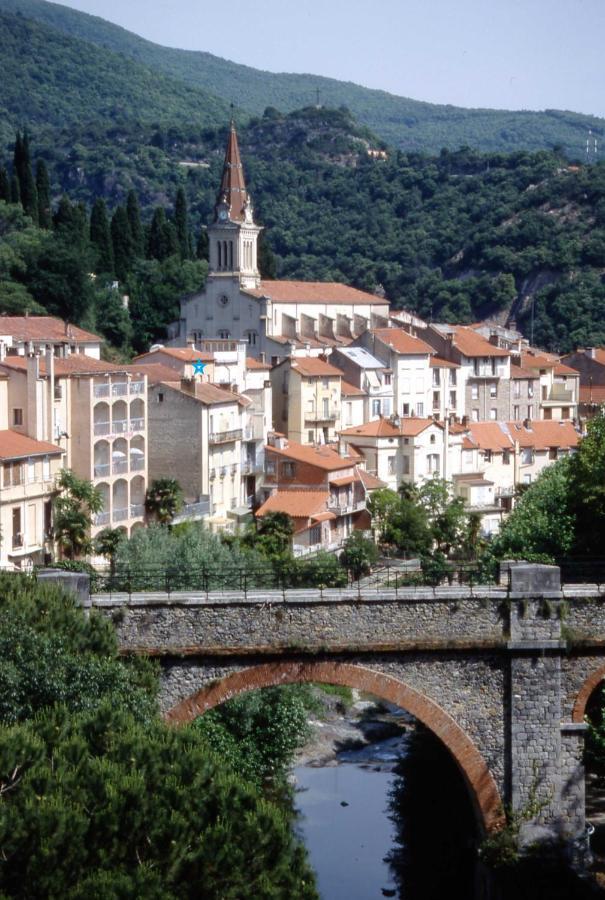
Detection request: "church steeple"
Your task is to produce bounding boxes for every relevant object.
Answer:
[208,121,261,288]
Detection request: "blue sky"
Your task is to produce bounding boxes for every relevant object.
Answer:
[60,0,605,118]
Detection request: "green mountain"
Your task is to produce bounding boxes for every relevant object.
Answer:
[0,10,231,148]
[1,0,603,155]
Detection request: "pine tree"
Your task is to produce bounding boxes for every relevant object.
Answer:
[35,160,51,228]
[90,198,114,275]
[0,167,9,203]
[10,175,20,205]
[126,189,143,256]
[110,205,134,281]
[147,207,178,261]
[174,186,189,259]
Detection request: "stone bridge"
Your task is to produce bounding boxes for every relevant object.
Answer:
[88,564,605,855]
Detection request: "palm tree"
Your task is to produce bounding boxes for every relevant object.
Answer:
[145,478,184,526]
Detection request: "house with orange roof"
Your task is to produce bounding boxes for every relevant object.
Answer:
[258,433,382,555]
[0,425,64,569]
[0,352,148,539]
[270,355,343,445]
[338,415,455,492]
[167,123,390,364]
[0,315,102,360]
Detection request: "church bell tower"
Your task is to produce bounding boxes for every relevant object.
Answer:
[208,122,261,290]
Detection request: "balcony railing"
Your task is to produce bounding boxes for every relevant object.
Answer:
[130,418,145,432]
[209,428,243,444]
[94,421,110,436]
[93,512,110,526]
[113,507,129,522]
[112,460,128,475]
[111,383,128,397]
[130,503,145,518]
[93,463,110,478]
[304,409,339,423]
[129,381,145,395]
[130,456,145,471]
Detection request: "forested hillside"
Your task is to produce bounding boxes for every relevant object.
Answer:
[2,106,605,355]
[1,0,603,155]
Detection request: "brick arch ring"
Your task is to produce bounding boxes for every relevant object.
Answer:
[164,660,503,834]
[573,664,605,723]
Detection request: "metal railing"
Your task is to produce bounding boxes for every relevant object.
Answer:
[209,428,243,444]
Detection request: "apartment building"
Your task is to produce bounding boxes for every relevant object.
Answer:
[147,377,254,531]
[259,434,381,556]
[270,356,343,445]
[0,429,63,568]
[0,316,101,359]
[0,353,148,538]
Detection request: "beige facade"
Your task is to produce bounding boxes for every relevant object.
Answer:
[271,357,343,445]
[0,354,148,538]
[0,427,63,568]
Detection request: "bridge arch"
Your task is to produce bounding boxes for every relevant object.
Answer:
[573,663,605,723]
[164,659,503,835]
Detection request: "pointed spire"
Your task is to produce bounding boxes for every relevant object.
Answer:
[215,121,249,223]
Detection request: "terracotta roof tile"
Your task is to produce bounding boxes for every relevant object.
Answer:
[256,491,330,520]
[245,280,389,305]
[0,430,63,460]
[372,328,433,356]
[246,357,271,370]
[451,327,510,358]
[0,316,100,343]
[290,357,343,378]
[507,421,579,450]
[266,439,352,471]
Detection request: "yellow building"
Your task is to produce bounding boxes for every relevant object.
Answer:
[271,356,343,445]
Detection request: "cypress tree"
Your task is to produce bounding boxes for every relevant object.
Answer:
[36,160,51,228]
[111,205,134,281]
[90,198,114,275]
[126,189,143,256]
[147,207,178,261]
[174,187,189,259]
[10,175,20,205]
[0,167,9,203]
[14,131,38,222]
[196,228,209,261]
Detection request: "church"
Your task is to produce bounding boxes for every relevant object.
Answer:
[168,123,391,364]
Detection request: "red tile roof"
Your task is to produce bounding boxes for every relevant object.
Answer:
[451,327,510,358]
[507,421,579,450]
[266,439,353,471]
[133,347,214,363]
[341,380,366,397]
[246,280,389,305]
[372,328,433,356]
[0,316,100,343]
[246,357,271,370]
[256,491,330,521]
[290,357,343,378]
[340,416,437,438]
[0,430,63,460]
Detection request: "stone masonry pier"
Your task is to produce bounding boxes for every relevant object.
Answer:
[90,564,605,856]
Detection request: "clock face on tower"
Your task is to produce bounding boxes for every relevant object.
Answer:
[219,294,230,307]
